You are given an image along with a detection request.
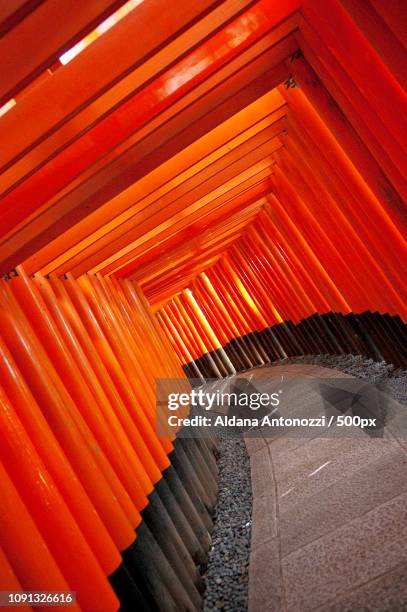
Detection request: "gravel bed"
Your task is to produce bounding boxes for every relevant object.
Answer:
[282,354,407,404]
[201,431,252,612]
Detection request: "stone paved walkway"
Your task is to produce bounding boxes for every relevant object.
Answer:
[243,364,407,612]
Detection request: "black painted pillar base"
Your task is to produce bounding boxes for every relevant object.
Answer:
[182,310,407,377]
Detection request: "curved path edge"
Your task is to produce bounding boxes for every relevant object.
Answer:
[244,364,407,612]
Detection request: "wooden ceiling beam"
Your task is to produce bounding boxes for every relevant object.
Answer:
[130,207,262,283]
[0,0,132,104]
[0,11,299,192]
[0,33,295,240]
[0,0,237,140]
[40,128,282,276]
[0,60,289,273]
[17,91,285,275]
[97,176,271,277]
[145,255,222,305]
[0,1,45,38]
[65,149,277,277]
[140,233,241,295]
[106,192,269,278]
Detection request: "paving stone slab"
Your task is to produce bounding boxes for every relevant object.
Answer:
[250,446,274,499]
[319,562,407,612]
[274,431,399,504]
[282,492,407,612]
[248,537,283,612]
[244,434,267,457]
[279,447,407,556]
[251,494,277,552]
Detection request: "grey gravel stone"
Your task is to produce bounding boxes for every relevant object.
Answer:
[280,354,407,404]
[201,429,252,612]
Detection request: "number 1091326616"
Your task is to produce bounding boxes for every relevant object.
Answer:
[0,592,76,606]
